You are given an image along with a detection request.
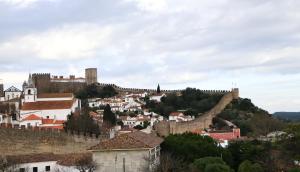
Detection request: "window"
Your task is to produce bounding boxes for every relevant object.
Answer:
[45,166,51,171]
[28,89,31,95]
[19,168,25,172]
[33,167,38,172]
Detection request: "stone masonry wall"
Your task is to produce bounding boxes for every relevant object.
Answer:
[155,88,239,137]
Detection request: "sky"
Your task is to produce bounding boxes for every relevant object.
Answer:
[0,0,299,113]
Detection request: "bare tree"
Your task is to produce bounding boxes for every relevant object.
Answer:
[75,157,97,172]
[0,156,22,172]
[154,153,187,172]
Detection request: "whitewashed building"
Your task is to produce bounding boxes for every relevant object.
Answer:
[5,153,92,172]
[4,86,22,101]
[20,92,80,121]
[149,93,166,102]
[169,112,194,122]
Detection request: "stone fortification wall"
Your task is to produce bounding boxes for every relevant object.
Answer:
[49,82,86,93]
[32,73,86,93]
[97,83,230,95]
[154,88,239,137]
[32,73,51,94]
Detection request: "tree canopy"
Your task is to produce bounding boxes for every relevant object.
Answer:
[146,88,223,117]
[76,84,118,99]
[103,104,117,126]
[64,112,100,135]
[238,160,263,172]
[162,133,232,164]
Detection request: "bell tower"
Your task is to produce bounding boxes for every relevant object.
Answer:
[24,74,37,102]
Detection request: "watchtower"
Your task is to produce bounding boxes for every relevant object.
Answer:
[232,88,239,99]
[85,68,98,85]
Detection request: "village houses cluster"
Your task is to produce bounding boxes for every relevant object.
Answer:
[0,68,241,172]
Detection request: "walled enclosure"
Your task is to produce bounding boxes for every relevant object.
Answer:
[154,88,239,137]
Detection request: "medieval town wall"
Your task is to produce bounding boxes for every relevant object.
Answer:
[155,88,239,137]
[97,83,231,95]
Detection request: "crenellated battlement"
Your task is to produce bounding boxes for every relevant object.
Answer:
[97,83,232,95]
[32,73,51,76]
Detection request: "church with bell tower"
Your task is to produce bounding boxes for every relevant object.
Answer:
[22,74,37,103]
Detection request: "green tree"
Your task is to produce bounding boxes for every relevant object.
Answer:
[238,160,263,172]
[75,84,117,99]
[288,168,300,172]
[103,104,116,126]
[162,133,232,164]
[157,84,161,94]
[64,112,100,135]
[228,141,270,170]
[193,157,226,172]
[205,164,232,172]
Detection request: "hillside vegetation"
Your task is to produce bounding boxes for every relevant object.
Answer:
[146,88,224,117]
[217,98,285,136]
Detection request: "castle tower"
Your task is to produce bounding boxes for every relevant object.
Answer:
[32,73,51,93]
[0,79,4,97]
[85,68,98,85]
[232,88,239,99]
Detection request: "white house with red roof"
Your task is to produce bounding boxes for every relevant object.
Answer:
[19,114,42,128]
[169,112,194,122]
[149,93,166,102]
[21,90,80,121]
[19,114,65,129]
[20,76,80,121]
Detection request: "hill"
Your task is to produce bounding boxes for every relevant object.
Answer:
[273,112,300,121]
[217,98,285,136]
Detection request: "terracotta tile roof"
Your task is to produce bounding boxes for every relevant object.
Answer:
[90,131,163,151]
[21,100,75,110]
[37,93,73,98]
[42,119,65,125]
[57,153,92,166]
[170,112,184,116]
[22,114,42,121]
[6,153,92,166]
[6,153,58,164]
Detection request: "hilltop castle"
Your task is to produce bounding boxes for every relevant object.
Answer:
[24,68,98,94]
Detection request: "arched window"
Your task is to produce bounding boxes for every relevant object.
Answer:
[28,89,31,95]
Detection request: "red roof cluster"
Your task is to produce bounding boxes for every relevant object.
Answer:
[22,100,75,110]
[22,114,42,121]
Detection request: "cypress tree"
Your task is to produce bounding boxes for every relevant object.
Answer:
[157,84,161,94]
[103,104,117,126]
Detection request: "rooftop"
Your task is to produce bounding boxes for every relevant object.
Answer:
[5,153,92,166]
[21,100,75,110]
[37,93,73,99]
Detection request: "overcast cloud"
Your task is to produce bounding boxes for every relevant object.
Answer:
[0,0,300,112]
